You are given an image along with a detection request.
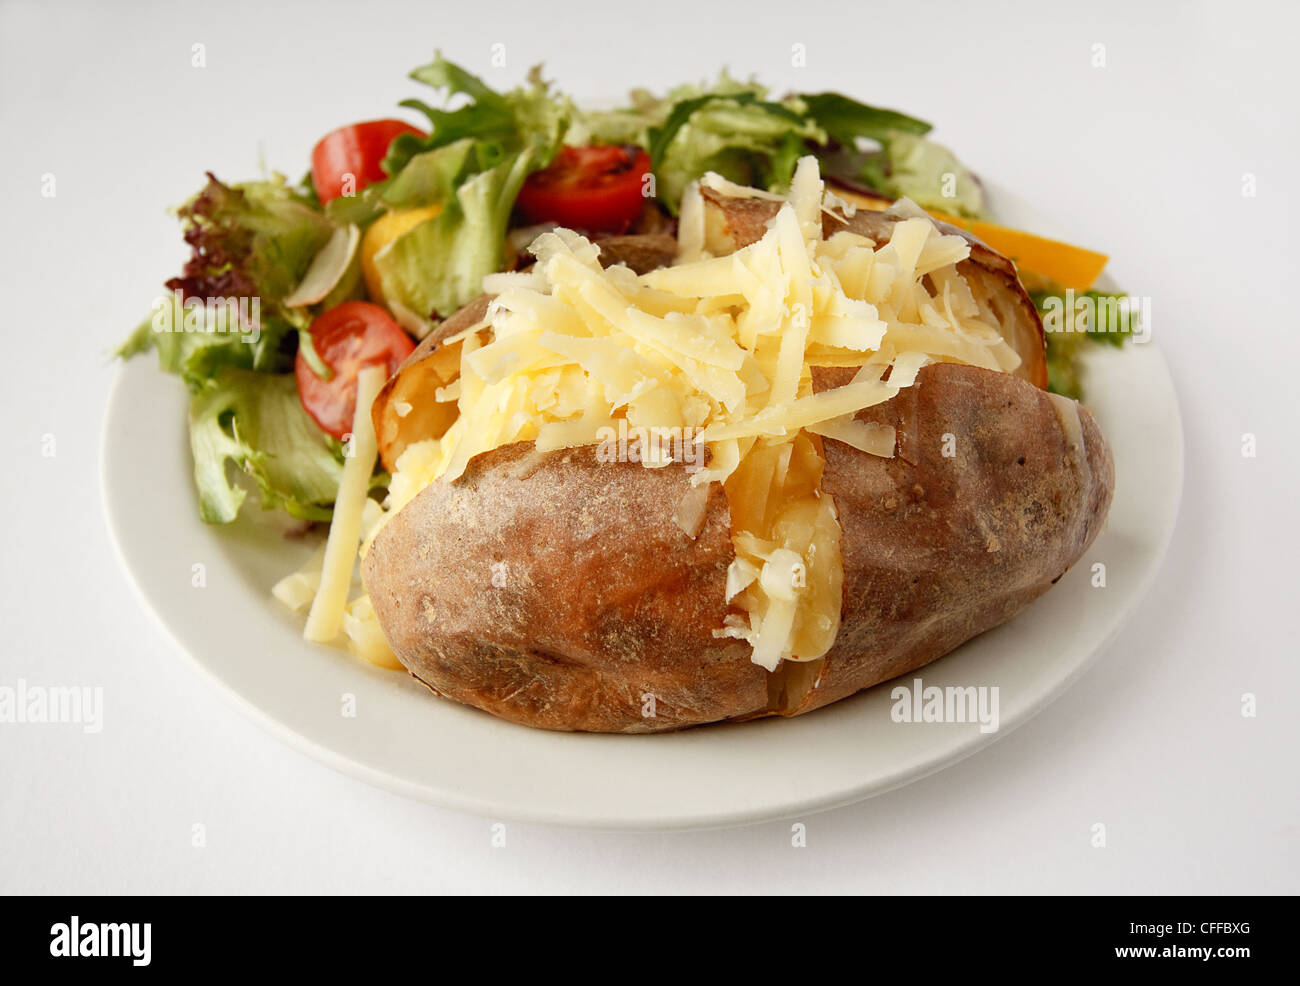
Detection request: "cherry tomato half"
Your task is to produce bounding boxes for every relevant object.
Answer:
[295,301,415,440]
[515,145,652,233]
[311,119,427,205]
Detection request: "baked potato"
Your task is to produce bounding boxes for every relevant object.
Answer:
[364,362,1111,731]
[361,163,1114,733]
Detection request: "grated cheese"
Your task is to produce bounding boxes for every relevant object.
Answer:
[381,157,1023,669]
[303,365,386,644]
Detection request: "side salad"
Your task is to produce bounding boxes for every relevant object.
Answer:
[119,53,1131,527]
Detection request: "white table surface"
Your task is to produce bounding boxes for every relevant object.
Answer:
[2,0,1297,894]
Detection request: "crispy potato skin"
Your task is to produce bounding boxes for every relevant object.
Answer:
[793,363,1113,714]
[363,443,769,732]
[364,363,1114,732]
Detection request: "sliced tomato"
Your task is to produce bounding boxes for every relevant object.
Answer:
[295,302,415,440]
[311,119,427,205]
[515,145,652,233]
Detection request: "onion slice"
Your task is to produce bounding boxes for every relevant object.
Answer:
[284,223,360,308]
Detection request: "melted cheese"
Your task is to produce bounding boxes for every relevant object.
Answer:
[341,595,402,669]
[385,157,1022,669]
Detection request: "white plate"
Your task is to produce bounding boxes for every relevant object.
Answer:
[101,192,1183,830]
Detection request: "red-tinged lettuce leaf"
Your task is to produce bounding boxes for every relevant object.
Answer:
[124,174,341,386]
[166,173,334,305]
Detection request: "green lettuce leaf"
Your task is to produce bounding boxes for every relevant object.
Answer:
[645,92,805,164]
[324,183,389,228]
[383,55,568,177]
[578,78,943,215]
[381,137,480,209]
[799,92,931,146]
[371,55,568,320]
[580,77,824,212]
[653,96,824,208]
[382,64,518,177]
[120,294,285,390]
[1030,288,1138,398]
[189,369,344,524]
[795,95,987,217]
[375,148,539,320]
[115,315,156,360]
[864,133,985,218]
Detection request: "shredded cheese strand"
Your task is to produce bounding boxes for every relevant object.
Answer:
[303,365,386,643]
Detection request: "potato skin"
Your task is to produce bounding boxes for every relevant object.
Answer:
[362,443,770,733]
[791,362,1114,714]
[363,363,1114,732]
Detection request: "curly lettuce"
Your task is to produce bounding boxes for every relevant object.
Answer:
[189,370,346,524]
[1030,288,1139,398]
[857,133,986,219]
[374,149,542,321]
[370,56,569,323]
[575,78,959,215]
[165,174,333,304]
[123,174,339,385]
[577,76,824,212]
